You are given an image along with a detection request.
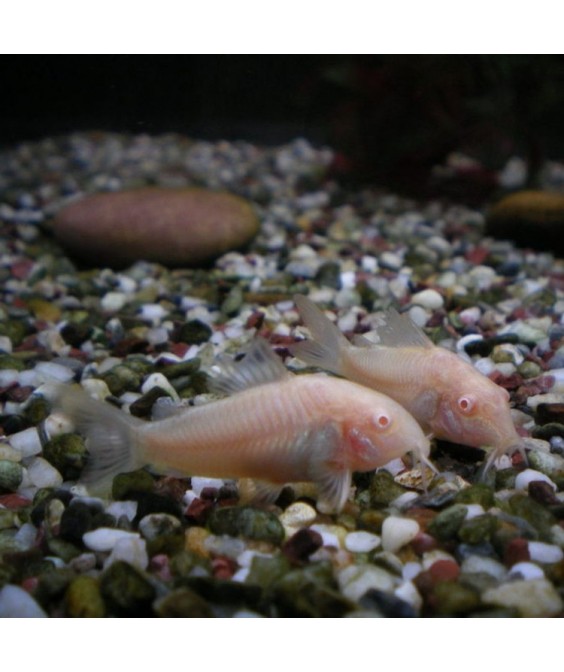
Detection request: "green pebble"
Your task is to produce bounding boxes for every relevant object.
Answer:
[369,471,407,507]
[221,285,244,316]
[358,509,387,534]
[112,469,155,500]
[154,587,214,617]
[427,504,468,542]
[246,555,292,590]
[315,262,342,289]
[23,395,51,424]
[454,484,495,509]
[519,361,542,379]
[159,358,200,380]
[0,509,17,530]
[495,468,518,490]
[207,506,285,545]
[528,450,564,479]
[457,514,498,544]
[98,364,142,396]
[0,460,23,492]
[0,529,19,554]
[34,567,75,609]
[42,433,87,480]
[0,354,26,371]
[100,561,156,616]
[177,320,212,345]
[65,575,106,617]
[532,423,564,441]
[46,537,82,563]
[432,580,482,615]
[508,494,556,541]
[0,320,27,347]
[169,551,211,579]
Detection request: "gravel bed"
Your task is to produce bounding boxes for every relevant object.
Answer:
[1,131,564,617]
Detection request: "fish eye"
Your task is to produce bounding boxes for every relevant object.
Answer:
[374,412,392,430]
[457,396,475,414]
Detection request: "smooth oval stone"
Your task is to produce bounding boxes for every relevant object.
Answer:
[52,187,260,268]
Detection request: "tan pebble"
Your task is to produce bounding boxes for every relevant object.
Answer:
[482,578,563,617]
[52,187,260,268]
[184,526,211,557]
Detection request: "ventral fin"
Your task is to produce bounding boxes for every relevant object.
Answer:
[238,478,283,505]
[207,337,291,395]
[372,308,434,349]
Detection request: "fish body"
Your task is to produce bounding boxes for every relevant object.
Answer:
[292,294,524,466]
[54,339,431,511]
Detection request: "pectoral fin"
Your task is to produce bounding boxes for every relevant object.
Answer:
[307,423,352,513]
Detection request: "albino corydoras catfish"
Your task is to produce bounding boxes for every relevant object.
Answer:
[291,295,524,469]
[53,338,432,512]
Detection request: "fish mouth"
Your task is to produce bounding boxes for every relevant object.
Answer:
[482,440,527,474]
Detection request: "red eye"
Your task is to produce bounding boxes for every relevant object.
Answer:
[458,396,474,413]
[375,413,391,429]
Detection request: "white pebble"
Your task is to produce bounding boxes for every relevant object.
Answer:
[459,306,481,325]
[0,444,22,462]
[474,357,496,376]
[138,513,181,540]
[103,536,149,571]
[464,504,485,520]
[101,291,128,312]
[509,561,545,581]
[361,255,378,273]
[456,333,483,354]
[411,289,444,310]
[344,531,381,553]
[381,516,420,553]
[191,476,225,496]
[337,565,396,602]
[141,372,180,401]
[0,369,19,386]
[528,541,564,564]
[482,579,563,617]
[0,336,12,354]
[394,581,423,612]
[83,527,142,552]
[402,561,423,581]
[80,378,112,400]
[8,426,43,457]
[460,555,507,581]
[279,502,317,530]
[515,469,557,491]
[407,305,429,328]
[25,457,63,488]
[34,361,76,383]
[43,411,74,439]
[310,524,343,548]
[390,491,420,510]
[0,584,47,618]
[379,251,402,271]
[106,500,138,522]
[14,523,38,551]
[138,303,168,325]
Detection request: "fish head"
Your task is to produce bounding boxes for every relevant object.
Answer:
[345,396,431,472]
[435,374,523,456]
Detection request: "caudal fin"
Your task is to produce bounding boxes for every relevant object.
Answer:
[52,384,146,494]
[289,294,349,374]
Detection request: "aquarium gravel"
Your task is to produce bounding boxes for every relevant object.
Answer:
[2,131,564,617]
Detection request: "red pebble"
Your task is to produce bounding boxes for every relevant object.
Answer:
[150,554,173,582]
[410,532,439,556]
[21,577,39,593]
[428,559,460,584]
[212,556,237,580]
[503,537,530,567]
[168,342,190,358]
[184,497,213,524]
[0,494,32,509]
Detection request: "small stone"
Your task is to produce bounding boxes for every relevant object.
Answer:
[104,536,149,571]
[26,457,63,489]
[153,587,214,617]
[207,506,285,545]
[381,516,420,553]
[279,501,317,534]
[528,541,564,564]
[282,528,323,564]
[337,564,396,602]
[177,320,212,345]
[457,514,498,545]
[454,483,495,508]
[503,537,531,567]
[8,426,42,458]
[112,469,155,500]
[509,561,545,580]
[427,504,468,542]
[83,527,142,552]
[42,433,87,480]
[52,187,260,268]
[65,575,106,617]
[138,512,182,541]
[460,555,508,581]
[528,450,564,478]
[0,460,23,492]
[483,578,563,617]
[432,581,481,615]
[0,584,47,617]
[369,471,408,507]
[411,289,444,310]
[344,530,382,553]
[100,560,156,616]
[358,588,417,617]
[528,480,560,506]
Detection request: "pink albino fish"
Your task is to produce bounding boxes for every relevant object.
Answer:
[291,295,524,470]
[53,338,431,512]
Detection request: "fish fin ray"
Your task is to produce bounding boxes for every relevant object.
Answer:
[308,423,352,512]
[374,308,434,349]
[51,384,146,494]
[290,294,348,373]
[207,337,290,395]
[238,478,283,505]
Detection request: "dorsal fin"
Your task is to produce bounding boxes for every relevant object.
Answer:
[207,337,291,395]
[372,309,434,349]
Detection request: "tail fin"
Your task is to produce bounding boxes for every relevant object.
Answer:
[289,294,350,374]
[52,384,146,494]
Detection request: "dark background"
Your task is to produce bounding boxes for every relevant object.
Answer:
[3,55,564,197]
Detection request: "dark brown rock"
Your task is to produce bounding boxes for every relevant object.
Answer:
[52,187,260,268]
[486,190,564,254]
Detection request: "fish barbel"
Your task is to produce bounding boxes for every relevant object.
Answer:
[53,338,431,512]
[291,294,525,469]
